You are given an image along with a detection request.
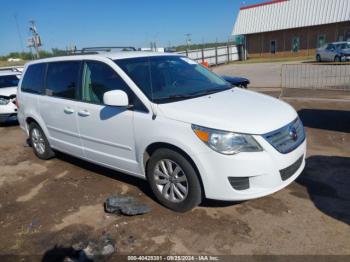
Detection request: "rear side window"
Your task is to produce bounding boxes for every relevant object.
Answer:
[21,63,46,94]
[46,61,80,99]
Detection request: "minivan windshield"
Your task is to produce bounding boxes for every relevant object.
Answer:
[114,56,231,103]
[0,74,20,88]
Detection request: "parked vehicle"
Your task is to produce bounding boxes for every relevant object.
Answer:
[0,70,21,123]
[221,75,250,88]
[17,50,306,212]
[316,41,350,62]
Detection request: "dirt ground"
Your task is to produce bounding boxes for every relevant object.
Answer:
[0,96,349,260]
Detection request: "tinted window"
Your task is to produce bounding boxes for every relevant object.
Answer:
[82,61,131,104]
[46,61,80,99]
[0,75,20,88]
[338,43,350,50]
[115,56,231,103]
[326,44,334,51]
[21,63,46,94]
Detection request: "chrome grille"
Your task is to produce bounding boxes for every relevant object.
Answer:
[263,118,305,154]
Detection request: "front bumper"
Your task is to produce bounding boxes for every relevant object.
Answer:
[193,137,306,201]
[0,102,18,123]
[0,113,18,123]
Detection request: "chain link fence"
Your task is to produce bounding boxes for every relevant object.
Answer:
[281,63,350,91]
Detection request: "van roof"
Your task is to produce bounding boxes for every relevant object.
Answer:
[26,51,182,65]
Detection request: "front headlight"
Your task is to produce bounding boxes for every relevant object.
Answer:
[0,97,9,105]
[192,124,263,155]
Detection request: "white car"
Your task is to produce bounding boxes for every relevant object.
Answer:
[0,70,21,123]
[17,51,306,212]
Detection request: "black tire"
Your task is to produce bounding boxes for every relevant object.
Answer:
[146,148,202,212]
[29,122,55,160]
[334,56,341,63]
[316,54,322,62]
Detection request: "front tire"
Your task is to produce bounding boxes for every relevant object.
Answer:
[29,122,55,160]
[146,148,202,212]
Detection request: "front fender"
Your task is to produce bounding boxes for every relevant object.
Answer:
[134,116,211,192]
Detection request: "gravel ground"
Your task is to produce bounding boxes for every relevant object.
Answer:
[0,96,349,260]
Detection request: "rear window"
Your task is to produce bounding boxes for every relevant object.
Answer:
[0,75,20,88]
[46,61,81,99]
[21,63,46,94]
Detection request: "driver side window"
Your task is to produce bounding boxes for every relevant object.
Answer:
[326,44,334,51]
[82,61,130,104]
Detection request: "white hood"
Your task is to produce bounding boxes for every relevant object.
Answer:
[0,87,17,97]
[157,88,297,135]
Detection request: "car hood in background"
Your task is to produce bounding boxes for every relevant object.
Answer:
[158,88,297,135]
[0,87,17,97]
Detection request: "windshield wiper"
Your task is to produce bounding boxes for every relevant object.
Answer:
[153,94,193,102]
[153,87,232,103]
[187,87,232,97]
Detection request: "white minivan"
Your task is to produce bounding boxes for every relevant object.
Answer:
[17,51,306,212]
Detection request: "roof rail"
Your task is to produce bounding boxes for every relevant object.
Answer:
[81,46,136,53]
[0,66,23,73]
[40,46,138,58]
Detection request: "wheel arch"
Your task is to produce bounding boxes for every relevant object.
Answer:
[25,115,50,140]
[143,142,206,198]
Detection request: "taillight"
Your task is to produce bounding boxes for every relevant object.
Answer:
[15,98,19,108]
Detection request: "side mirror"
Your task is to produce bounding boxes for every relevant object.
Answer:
[103,90,129,107]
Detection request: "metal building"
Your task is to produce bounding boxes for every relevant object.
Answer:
[232,0,350,57]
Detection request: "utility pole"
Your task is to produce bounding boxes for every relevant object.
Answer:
[27,20,42,59]
[185,33,192,52]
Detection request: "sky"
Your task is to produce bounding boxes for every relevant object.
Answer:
[0,0,262,55]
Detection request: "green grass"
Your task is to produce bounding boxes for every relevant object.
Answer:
[229,56,315,64]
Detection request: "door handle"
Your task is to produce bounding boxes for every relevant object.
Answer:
[78,110,90,117]
[64,107,74,114]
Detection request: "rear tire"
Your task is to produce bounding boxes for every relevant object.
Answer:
[146,148,202,212]
[29,122,55,160]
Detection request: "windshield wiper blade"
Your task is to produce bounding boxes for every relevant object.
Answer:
[153,94,193,102]
[188,87,232,96]
[153,88,232,103]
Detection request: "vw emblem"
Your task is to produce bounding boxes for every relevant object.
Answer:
[289,127,298,141]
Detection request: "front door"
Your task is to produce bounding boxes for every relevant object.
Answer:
[76,60,139,174]
[270,40,276,54]
[40,61,83,157]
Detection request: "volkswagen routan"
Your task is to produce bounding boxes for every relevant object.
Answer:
[17,50,306,212]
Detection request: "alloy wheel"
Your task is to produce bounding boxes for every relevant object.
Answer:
[154,159,188,203]
[31,128,46,155]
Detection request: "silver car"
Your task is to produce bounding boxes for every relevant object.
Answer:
[316,41,350,62]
